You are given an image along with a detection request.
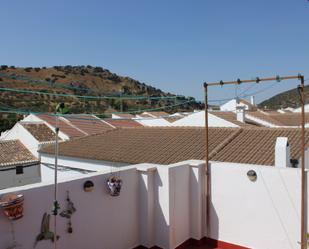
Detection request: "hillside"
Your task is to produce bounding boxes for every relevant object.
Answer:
[259,85,309,110]
[0,65,202,132]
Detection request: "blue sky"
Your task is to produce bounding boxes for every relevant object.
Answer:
[1,0,308,103]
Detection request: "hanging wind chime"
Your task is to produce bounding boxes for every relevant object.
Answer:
[60,191,76,234]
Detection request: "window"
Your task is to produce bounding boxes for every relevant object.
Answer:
[16,166,24,175]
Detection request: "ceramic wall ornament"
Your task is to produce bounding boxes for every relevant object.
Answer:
[107,176,122,196]
[247,170,257,182]
[0,194,24,220]
[83,180,94,192]
[34,213,59,248]
[60,191,76,234]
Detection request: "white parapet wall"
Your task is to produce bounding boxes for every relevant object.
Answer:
[209,161,309,249]
[0,159,307,249]
[0,161,205,249]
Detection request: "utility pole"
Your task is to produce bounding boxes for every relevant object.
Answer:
[203,75,306,248]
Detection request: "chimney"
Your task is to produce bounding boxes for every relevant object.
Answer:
[275,137,290,168]
[250,96,255,106]
[236,106,245,123]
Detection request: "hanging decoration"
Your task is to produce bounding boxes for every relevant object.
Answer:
[0,194,24,220]
[83,180,94,192]
[34,213,59,248]
[60,191,76,234]
[107,176,122,196]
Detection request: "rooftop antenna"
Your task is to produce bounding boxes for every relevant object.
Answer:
[203,75,306,248]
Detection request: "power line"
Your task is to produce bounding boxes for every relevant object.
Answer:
[0,86,179,100]
[0,99,196,117]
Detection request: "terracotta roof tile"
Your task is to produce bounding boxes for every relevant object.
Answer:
[64,115,113,135]
[0,140,38,167]
[105,119,143,128]
[209,111,257,127]
[40,127,237,165]
[211,128,309,165]
[21,123,58,142]
[246,111,309,127]
[40,127,309,166]
[163,116,183,123]
[37,114,86,138]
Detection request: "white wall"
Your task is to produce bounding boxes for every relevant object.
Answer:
[293,104,309,113]
[0,161,205,249]
[40,153,128,173]
[209,161,309,249]
[0,168,140,249]
[220,99,249,112]
[172,111,239,127]
[1,159,306,249]
[0,163,41,190]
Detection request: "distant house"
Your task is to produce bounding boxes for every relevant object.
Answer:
[111,113,135,119]
[105,119,143,128]
[0,121,59,157]
[171,111,256,127]
[293,103,309,113]
[0,140,40,189]
[141,111,169,118]
[220,98,256,112]
[245,110,309,127]
[23,114,113,140]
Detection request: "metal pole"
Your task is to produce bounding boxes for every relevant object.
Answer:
[299,75,306,249]
[204,83,210,237]
[206,75,299,86]
[54,115,59,249]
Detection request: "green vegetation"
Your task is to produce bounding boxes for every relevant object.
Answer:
[0,65,203,132]
[259,85,309,110]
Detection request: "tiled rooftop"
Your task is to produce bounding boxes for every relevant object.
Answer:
[209,111,257,127]
[64,115,113,135]
[0,140,38,167]
[105,119,143,128]
[246,110,309,126]
[41,127,309,166]
[41,127,238,165]
[21,123,58,142]
[211,128,309,165]
[38,114,86,138]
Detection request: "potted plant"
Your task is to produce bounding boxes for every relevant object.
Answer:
[0,194,24,220]
[107,176,122,196]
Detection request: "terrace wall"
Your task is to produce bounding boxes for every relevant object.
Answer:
[210,161,309,249]
[0,159,307,249]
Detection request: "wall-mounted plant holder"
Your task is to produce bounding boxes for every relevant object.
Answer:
[0,194,24,220]
[83,180,94,192]
[247,170,257,182]
[107,176,122,196]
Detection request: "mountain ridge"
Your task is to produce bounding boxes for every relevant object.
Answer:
[0,65,202,132]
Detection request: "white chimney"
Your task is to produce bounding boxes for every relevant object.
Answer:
[275,137,290,168]
[236,106,245,123]
[250,96,255,106]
